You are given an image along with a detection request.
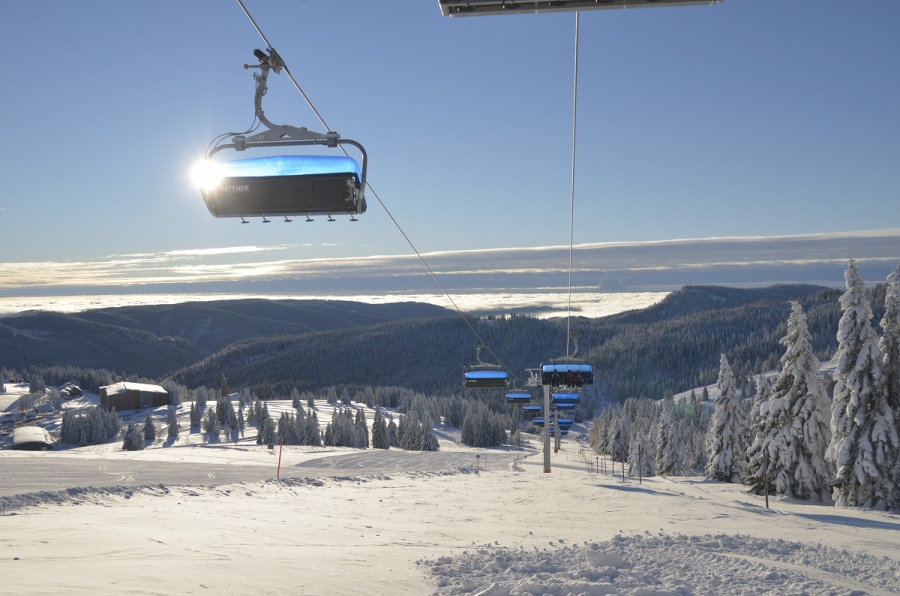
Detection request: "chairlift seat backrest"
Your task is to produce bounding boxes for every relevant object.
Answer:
[505,392,532,403]
[541,362,593,387]
[201,155,364,219]
[463,368,509,389]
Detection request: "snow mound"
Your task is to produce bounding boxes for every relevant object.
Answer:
[0,484,172,514]
[0,468,485,515]
[425,533,900,595]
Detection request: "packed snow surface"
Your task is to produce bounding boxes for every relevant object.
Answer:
[1,396,899,595]
[3,450,900,595]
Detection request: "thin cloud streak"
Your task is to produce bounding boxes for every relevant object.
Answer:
[1,229,897,294]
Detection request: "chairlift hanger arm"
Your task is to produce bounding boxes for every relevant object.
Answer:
[206,48,368,195]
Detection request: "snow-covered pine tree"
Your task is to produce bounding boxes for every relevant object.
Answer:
[195,386,208,410]
[166,406,180,439]
[354,408,369,448]
[705,354,749,483]
[748,303,833,500]
[295,399,306,420]
[371,408,389,449]
[216,391,229,425]
[226,401,239,433]
[257,411,277,446]
[106,408,121,439]
[747,375,771,493]
[879,261,900,481]
[387,414,399,448]
[189,401,201,428]
[610,418,629,465]
[291,388,301,410]
[204,407,220,439]
[655,404,681,476]
[364,386,375,408]
[278,412,299,445]
[628,422,653,478]
[122,422,144,451]
[326,387,337,404]
[143,412,156,441]
[421,416,440,451]
[306,413,322,447]
[219,374,229,404]
[827,260,899,509]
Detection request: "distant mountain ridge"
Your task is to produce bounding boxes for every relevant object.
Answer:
[4,285,885,402]
[170,284,872,399]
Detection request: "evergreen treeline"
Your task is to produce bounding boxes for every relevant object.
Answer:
[59,406,121,446]
[589,262,900,511]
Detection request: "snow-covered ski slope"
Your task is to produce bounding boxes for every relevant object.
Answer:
[2,429,898,595]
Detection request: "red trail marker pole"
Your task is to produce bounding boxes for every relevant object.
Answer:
[276,439,284,479]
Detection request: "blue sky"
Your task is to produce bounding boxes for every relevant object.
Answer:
[0,0,897,296]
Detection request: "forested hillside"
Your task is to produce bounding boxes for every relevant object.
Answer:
[0,300,451,378]
[70,299,451,355]
[0,312,199,378]
[171,284,878,400]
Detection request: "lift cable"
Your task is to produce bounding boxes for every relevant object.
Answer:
[234,0,516,379]
[566,12,580,358]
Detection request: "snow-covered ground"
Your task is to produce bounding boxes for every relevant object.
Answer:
[2,420,899,595]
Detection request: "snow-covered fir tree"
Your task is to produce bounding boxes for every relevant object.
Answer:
[189,401,201,428]
[306,413,322,446]
[166,406,180,439]
[143,412,156,441]
[226,401,239,433]
[354,407,370,448]
[879,261,900,479]
[748,303,833,500]
[237,406,245,436]
[628,421,653,478]
[60,407,120,446]
[827,261,899,509]
[204,407,220,439]
[655,404,681,476]
[371,408,389,449]
[257,409,277,445]
[460,401,506,448]
[195,386,208,410]
[387,414,399,448]
[122,422,144,451]
[277,412,299,445]
[705,354,749,483]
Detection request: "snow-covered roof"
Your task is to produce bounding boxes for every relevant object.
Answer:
[102,382,167,396]
[13,426,52,446]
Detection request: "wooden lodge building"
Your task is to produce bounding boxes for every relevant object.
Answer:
[100,382,169,412]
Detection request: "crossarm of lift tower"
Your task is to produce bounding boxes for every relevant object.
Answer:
[439,0,722,17]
